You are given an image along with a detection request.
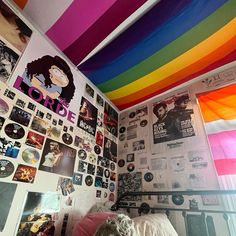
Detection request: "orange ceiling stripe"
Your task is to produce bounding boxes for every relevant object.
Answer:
[13,0,28,9]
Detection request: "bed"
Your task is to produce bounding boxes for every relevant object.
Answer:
[72,201,178,236]
[72,190,236,236]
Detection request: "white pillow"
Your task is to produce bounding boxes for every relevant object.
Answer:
[133,213,178,236]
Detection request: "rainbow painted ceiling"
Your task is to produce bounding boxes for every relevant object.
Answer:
[14,0,236,110]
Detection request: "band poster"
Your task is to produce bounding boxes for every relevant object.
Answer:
[152,91,195,145]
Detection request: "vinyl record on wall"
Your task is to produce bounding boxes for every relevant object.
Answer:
[62,133,73,145]
[22,148,40,165]
[5,123,25,139]
[78,149,87,160]
[0,159,14,178]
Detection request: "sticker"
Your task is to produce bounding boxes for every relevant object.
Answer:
[62,133,73,145]
[129,112,136,119]
[172,195,184,205]
[109,182,115,192]
[104,169,110,178]
[119,126,126,133]
[94,145,101,155]
[127,163,135,172]
[89,153,97,164]
[140,119,148,127]
[5,123,25,139]
[22,148,40,165]
[119,134,126,141]
[109,193,115,202]
[110,162,115,171]
[95,176,103,188]
[118,159,125,168]
[85,175,93,186]
[0,159,14,178]
[144,172,153,182]
[72,173,83,185]
[78,149,87,160]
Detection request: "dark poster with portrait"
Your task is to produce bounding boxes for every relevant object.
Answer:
[0,182,17,231]
[16,191,60,236]
[103,136,117,163]
[77,97,98,136]
[104,102,118,137]
[39,138,76,177]
[0,0,32,82]
[152,91,195,144]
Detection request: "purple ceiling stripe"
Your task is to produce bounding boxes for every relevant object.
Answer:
[78,0,191,71]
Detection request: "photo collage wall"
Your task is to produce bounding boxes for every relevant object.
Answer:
[0,2,119,235]
[117,86,221,210]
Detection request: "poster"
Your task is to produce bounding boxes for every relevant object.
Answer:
[39,138,76,177]
[16,191,60,236]
[104,102,118,137]
[0,182,17,231]
[152,91,195,144]
[77,97,98,136]
[0,0,32,82]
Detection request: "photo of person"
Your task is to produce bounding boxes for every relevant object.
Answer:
[103,137,117,162]
[0,137,21,158]
[19,55,75,110]
[41,141,63,173]
[39,138,76,177]
[0,0,32,52]
[0,40,19,82]
[16,191,60,236]
[77,97,98,136]
[152,93,195,144]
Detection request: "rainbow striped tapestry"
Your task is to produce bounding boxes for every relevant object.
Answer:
[79,0,236,110]
[198,83,236,176]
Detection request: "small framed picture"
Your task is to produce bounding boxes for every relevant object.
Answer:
[96,94,104,107]
[27,102,36,111]
[36,110,44,119]
[127,153,135,162]
[46,113,52,120]
[201,195,219,206]
[85,83,94,98]
[16,99,26,108]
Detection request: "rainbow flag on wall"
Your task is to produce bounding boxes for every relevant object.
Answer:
[198,83,236,176]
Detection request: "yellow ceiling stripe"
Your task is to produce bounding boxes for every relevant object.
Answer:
[105,18,236,100]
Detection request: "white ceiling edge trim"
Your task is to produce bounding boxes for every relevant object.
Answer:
[79,0,161,65]
[120,60,236,113]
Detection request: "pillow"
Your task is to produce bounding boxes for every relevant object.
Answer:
[133,213,178,236]
[72,212,116,236]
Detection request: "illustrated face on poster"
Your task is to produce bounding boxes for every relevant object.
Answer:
[16,191,60,236]
[152,92,195,144]
[104,102,118,137]
[0,182,17,231]
[39,138,76,177]
[13,55,77,123]
[77,97,98,136]
[103,137,117,162]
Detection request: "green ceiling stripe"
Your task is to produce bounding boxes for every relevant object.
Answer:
[98,0,236,92]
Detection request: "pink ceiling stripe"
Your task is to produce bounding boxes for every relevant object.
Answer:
[64,0,147,65]
[46,0,117,51]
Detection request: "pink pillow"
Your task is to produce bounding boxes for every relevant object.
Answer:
[72,212,116,236]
